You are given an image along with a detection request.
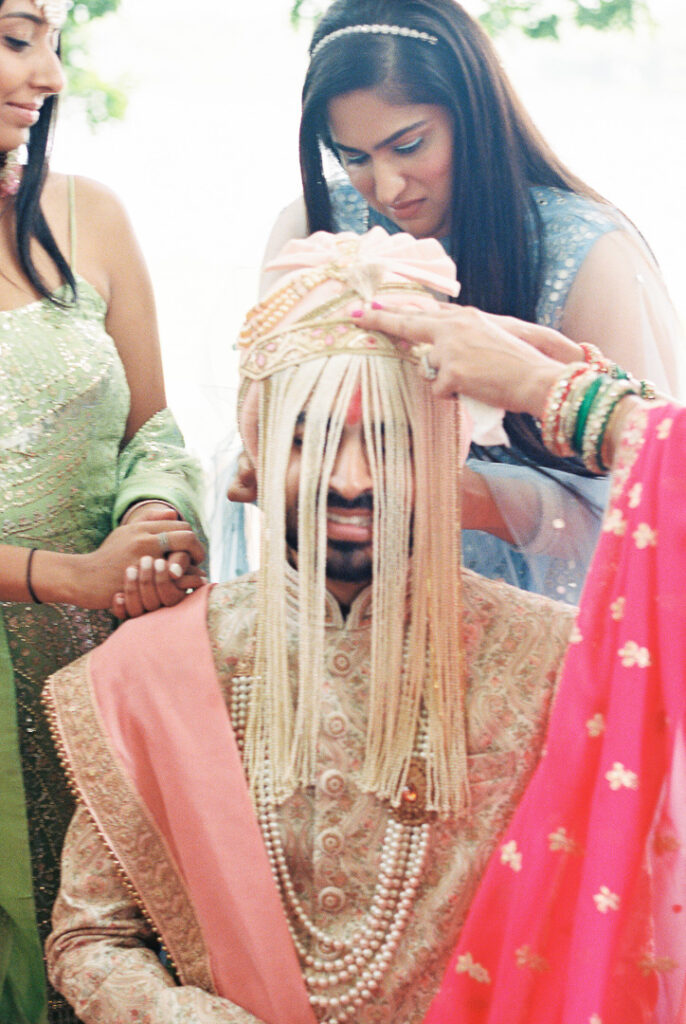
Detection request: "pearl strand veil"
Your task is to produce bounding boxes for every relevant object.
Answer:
[238,228,469,817]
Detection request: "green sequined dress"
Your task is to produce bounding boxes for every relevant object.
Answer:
[0,276,204,1024]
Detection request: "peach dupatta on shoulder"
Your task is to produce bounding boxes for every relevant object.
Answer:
[425,402,686,1023]
[45,587,314,1024]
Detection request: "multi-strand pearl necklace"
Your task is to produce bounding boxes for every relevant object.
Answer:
[230,668,432,1023]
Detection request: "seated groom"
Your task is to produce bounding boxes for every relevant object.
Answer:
[44,230,677,1023]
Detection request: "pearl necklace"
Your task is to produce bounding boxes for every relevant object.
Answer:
[230,666,432,1024]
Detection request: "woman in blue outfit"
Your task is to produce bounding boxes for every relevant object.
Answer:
[255,0,682,602]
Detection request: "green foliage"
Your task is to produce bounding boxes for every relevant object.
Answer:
[477,0,648,39]
[61,0,127,127]
[290,0,650,38]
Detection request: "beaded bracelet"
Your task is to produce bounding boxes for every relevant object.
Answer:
[542,368,645,474]
[540,362,590,456]
[579,342,612,374]
[579,341,657,398]
[559,370,598,455]
[571,375,605,454]
[581,379,639,474]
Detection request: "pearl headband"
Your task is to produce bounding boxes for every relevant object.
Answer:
[310,23,438,60]
[35,0,70,29]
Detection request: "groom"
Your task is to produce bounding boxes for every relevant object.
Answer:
[45,230,574,1024]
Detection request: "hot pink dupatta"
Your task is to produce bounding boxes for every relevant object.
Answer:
[424,403,686,1023]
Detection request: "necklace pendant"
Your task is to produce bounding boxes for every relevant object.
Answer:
[392,757,436,825]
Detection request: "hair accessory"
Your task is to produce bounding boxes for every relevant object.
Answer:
[310,23,438,60]
[26,548,43,605]
[35,0,70,29]
[0,151,20,200]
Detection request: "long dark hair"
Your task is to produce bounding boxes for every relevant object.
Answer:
[300,0,603,476]
[2,17,76,305]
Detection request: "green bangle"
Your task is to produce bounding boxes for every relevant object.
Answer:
[592,387,636,473]
[572,375,605,454]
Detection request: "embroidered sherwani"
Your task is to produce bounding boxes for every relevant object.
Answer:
[45,567,573,1024]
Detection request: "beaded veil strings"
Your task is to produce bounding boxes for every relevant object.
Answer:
[238,232,469,818]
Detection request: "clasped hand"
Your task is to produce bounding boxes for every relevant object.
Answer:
[84,503,206,619]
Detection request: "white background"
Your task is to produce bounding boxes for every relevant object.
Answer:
[51,0,686,463]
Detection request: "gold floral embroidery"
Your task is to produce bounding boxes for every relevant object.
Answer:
[593,886,620,913]
[628,483,643,509]
[515,945,549,972]
[608,404,648,506]
[44,658,215,994]
[500,839,522,872]
[632,523,657,549]
[618,641,651,669]
[656,417,673,440]
[654,832,681,855]
[569,623,583,644]
[548,826,582,855]
[589,1015,602,1024]
[455,953,491,984]
[610,597,625,622]
[586,713,605,738]
[605,762,638,791]
[602,508,627,536]
[638,954,678,976]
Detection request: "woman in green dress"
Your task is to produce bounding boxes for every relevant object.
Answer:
[0,1,206,1021]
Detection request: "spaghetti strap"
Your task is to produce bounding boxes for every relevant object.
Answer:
[67,175,76,269]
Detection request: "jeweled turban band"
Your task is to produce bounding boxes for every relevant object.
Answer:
[239,229,459,382]
[310,23,439,60]
[238,228,506,447]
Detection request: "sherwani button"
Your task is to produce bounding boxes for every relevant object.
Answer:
[323,712,347,738]
[318,886,346,913]
[320,768,346,797]
[318,828,344,854]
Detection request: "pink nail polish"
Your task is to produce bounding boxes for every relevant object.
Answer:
[350,308,363,318]
[371,301,384,310]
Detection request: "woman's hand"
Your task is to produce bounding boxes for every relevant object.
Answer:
[112,553,207,619]
[353,304,570,418]
[79,519,205,612]
[119,501,195,584]
[109,502,207,618]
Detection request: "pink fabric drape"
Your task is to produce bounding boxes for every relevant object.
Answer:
[87,588,315,1024]
[425,402,686,1023]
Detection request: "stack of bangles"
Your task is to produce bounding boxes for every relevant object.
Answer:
[541,344,657,474]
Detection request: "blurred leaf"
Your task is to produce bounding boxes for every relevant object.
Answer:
[290,0,650,37]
